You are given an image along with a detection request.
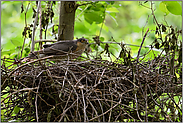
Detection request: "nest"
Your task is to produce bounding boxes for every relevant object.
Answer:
[1,54,182,122]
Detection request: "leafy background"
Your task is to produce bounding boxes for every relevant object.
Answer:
[1,1,182,61]
[1,1,182,122]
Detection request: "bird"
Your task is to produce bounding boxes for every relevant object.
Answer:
[15,38,89,63]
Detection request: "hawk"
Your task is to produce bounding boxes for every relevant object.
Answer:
[18,38,89,63]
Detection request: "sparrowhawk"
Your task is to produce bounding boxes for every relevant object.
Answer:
[19,38,89,62]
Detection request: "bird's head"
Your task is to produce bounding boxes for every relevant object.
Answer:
[75,38,89,52]
[77,38,89,45]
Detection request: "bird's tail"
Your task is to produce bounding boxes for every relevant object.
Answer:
[13,51,40,64]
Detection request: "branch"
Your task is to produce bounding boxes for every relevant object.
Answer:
[88,98,122,121]
[137,28,149,62]
[31,1,41,52]
[35,39,57,43]
[20,3,30,59]
[39,1,42,50]
[1,87,38,103]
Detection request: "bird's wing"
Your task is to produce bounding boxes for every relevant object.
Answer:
[42,44,54,48]
[42,41,78,55]
[42,40,77,48]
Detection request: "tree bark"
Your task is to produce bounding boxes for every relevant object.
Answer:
[58,1,77,41]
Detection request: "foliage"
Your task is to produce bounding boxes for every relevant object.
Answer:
[1,1,182,61]
[159,1,182,16]
[1,1,182,122]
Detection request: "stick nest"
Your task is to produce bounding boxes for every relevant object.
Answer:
[1,55,182,122]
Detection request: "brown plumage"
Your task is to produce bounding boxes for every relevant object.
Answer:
[20,38,89,62]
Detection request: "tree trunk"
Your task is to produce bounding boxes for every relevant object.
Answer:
[58,1,77,41]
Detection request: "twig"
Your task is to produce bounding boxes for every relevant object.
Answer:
[88,98,121,121]
[137,28,149,62]
[61,66,68,94]
[20,2,30,59]
[35,78,41,122]
[147,84,173,122]
[135,93,143,122]
[150,1,159,27]
[98,68,106,84]
[1,87,38,103]
[99,5,107,38]
[108,86,113,122]
[39,1,42,50]
[58,100,77,122]
[2,55,53,89]
[75,4,90,20]
[35,39,57,43]
[81,88,87,122]
[86,98,100,122]
[31,1,41,52]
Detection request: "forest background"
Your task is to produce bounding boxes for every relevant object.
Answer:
[1,1,182,61]
[1,1,182,122]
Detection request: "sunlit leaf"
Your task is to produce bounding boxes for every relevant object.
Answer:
[10,39,22,46]
[1,49,15,56]
[87,3,105,12]
[84,11,104,24]
[163,1,182,16]
[13,106,20,114]
[107,13,118,26]
[106,7,119,13]
[159,2,169,15]
[100,37,105,41]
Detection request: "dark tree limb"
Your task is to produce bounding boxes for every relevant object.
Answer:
[58,1,77,41]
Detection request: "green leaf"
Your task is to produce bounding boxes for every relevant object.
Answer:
[107,13,118,26]
[1,49,15,56]
[87,3,105,12]
[106,7,119,13]
[24,47,30,53]
[84,3,106,24]
[10,37,22,46]
[105,1,115,5]
[13,106,20,114]
[100,37,105,41]
[84,11,104,24]
[47,106,55,122]
[159,2,169,15]
[163,1,182,15]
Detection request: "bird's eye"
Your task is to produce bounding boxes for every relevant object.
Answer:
[79,38,88,43]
